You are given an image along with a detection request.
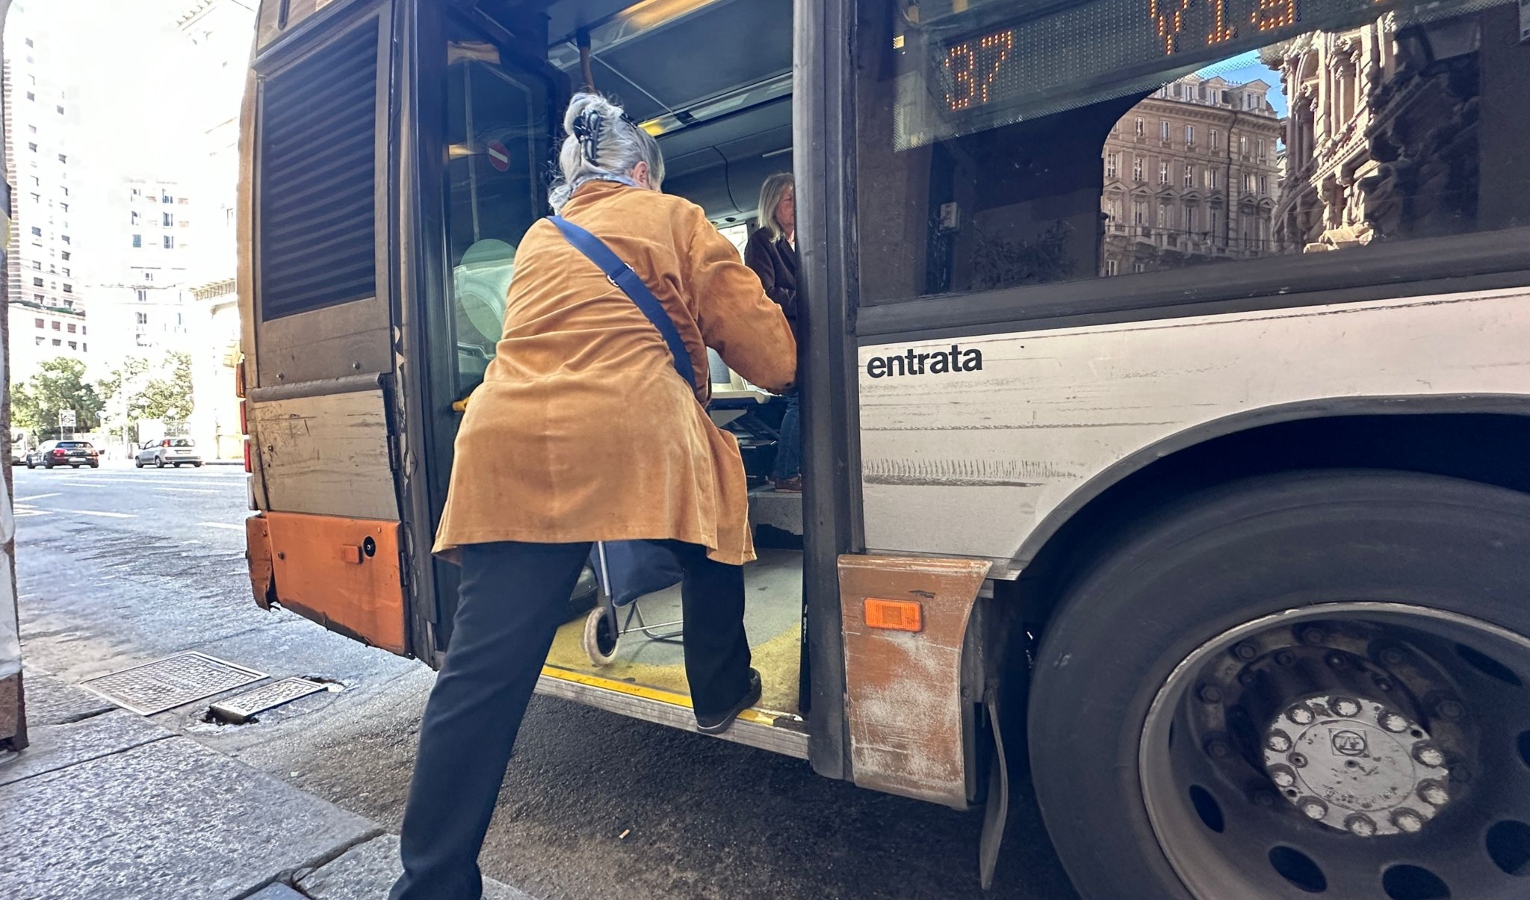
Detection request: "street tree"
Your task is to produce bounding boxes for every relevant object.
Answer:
[137,351,195,425]
[95,353,196,444]
[12,358,105,438]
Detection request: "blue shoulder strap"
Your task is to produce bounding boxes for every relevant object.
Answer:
[549,216,697,389]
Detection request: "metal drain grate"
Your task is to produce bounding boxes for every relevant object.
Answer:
[81,652,267,715]
[209,677,331,724]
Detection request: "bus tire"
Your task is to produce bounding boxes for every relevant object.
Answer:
[1029,469,1530,900]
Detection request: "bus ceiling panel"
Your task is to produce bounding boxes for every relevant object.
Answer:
[587,0,790,114]
[542,0,638,44]
[663,145,795,223]
[586,57,668,121]
[655,96,791,168]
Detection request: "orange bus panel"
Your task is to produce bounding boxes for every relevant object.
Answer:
[245,514,276,609]
[263,511,408,655]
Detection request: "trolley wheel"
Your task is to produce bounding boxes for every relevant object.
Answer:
[582,607,619,667]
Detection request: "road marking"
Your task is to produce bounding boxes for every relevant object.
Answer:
[15,493,61,502]
[196,522,244,531]
[58,509,136,519]
[51,477,242,489]
[153,487,221,494]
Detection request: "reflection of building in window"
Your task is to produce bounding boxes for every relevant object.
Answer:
[1101,73,1282,277]
[1267,15,1488,252]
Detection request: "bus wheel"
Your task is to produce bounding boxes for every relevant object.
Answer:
[1029,470,1530,900]
[582,607,619,667]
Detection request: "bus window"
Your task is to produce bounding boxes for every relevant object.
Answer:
[444,32,548,396]
[856,0,1530,304]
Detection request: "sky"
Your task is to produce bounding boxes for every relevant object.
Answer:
[55,0,211,175]
[1198,50,1290,117]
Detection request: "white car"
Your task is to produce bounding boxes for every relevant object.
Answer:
[135,437,204,469]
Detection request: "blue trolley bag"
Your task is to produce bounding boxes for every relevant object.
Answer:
[549,215,695,608]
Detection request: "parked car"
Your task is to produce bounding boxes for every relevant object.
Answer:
[135,437,204,469]
[26,440,99,469]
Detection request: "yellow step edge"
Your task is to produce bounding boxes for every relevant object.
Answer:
[539,664,790,727]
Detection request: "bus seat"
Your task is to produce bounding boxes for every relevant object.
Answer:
[453,238,517,342]
[708,347,774,427]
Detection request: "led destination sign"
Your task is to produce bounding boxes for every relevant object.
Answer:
[894,0,1476,147]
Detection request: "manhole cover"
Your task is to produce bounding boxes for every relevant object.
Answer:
[209,677,332,724]
[81,652,267,715]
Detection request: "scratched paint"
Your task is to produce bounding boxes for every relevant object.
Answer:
[859,288,1530,569]
[0,478,16,681]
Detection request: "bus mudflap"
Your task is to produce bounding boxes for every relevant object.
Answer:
[245,513,276,609]
[838,554,992,809]
[258,511,409,655]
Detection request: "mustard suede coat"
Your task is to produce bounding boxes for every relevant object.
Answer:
[433,180,798,565]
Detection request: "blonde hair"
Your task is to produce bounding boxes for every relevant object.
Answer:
[549,93,665,212]
[757,172,795,241]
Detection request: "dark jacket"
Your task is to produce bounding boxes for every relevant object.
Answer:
[744,227,799,339]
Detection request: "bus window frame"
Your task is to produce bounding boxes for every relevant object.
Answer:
[797,0,861,780]
[398,0,567,657]
[858,227,1530,342]
[847,2,1530,343]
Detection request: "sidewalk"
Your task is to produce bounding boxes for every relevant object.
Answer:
[0,668,534,900]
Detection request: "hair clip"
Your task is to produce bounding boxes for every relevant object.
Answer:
[572,110,602,163]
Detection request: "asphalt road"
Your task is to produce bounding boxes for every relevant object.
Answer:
[13,462,1080,900]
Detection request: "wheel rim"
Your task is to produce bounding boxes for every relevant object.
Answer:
[1141,602,1530,899]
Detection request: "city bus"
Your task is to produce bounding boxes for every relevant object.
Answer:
[238,0,1530,897]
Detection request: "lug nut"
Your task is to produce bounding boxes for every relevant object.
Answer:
[1239,671,1257,686]
[1326,653,1347,669]
[1299,797,1328,820]
[1434,698,1465,720]
[1286,706,1316,726]
[1233,642,1259,661]
[1299,626,1327,646]
[1332,697,1361,717]
[1418,781,1449,807]
[1205,738,1233,759]
[1413,744,1446,768]
[1345,814,1378,837]
[1199,684,1223,703]
[1381,712,1410,733]
[1269,766,1297,788]
[1380,647,1407,666]
[1373,676,1395,692]
[1267,730,1293,753]
[1392,809,1425,834]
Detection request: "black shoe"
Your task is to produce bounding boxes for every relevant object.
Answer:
[695,668,762,735]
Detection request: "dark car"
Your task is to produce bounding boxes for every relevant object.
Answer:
[26,440,99,469]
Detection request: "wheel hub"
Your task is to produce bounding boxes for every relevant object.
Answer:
[1262,694,1450,836]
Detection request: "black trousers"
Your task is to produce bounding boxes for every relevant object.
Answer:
[390,540,751,900]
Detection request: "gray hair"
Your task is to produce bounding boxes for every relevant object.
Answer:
[549,93,665,212]
[757,172,794,241]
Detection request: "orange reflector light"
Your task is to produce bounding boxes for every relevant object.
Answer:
[243,438,251,473]
[864,598,923,632]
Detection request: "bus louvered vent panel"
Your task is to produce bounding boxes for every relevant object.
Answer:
[259,24,378,320]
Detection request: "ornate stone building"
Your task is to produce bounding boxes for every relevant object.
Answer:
[1267,13,1488,252]
[1101,74,1283,276]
